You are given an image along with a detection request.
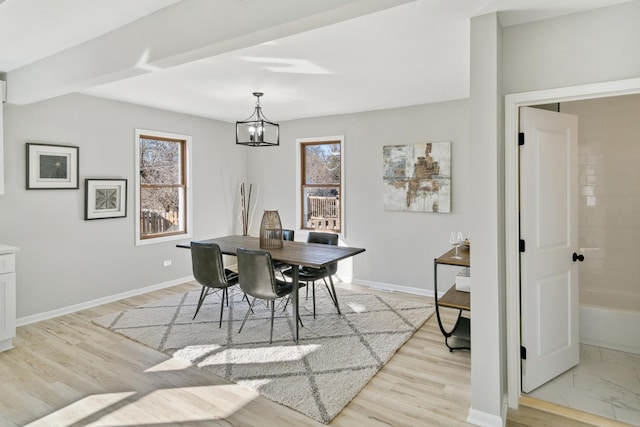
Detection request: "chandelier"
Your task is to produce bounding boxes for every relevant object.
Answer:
[236,92,279,147]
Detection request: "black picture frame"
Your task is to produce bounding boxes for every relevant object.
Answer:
[26,142,79,189]
[84,178,128,220]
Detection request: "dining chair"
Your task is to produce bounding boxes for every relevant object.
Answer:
[284,231,340,318]
[237,248,294,343]
[272,228,295,279]
[190,241,240,327]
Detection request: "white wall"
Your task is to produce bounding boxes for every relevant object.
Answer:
[562,94,640,311]
[0,81,5,194]
[1,93,246,318]
[468,12,506,427]
[246,100,471,293]
[1,93,470,319]
[477,1,640,423]
[502,0,640,95]
[3,1,636,419]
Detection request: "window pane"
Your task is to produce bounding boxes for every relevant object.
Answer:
[140,187,184,236]
[303,187,340,231]
[304,143,340,185]
[140,138,182,185]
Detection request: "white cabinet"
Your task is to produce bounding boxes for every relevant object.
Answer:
[0,80,5,194]
[0,245,18,352]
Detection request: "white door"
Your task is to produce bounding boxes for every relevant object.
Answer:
[520,106,580,393]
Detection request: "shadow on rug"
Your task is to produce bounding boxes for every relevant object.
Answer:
[94,285,434,424]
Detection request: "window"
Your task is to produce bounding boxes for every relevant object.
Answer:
[298,137,343,233]
[135,129,192,245]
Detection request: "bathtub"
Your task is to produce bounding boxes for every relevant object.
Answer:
[580,289,640,355]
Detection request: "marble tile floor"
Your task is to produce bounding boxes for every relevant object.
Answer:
[526,344,640,426]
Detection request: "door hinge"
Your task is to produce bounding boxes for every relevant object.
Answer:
[519,239,525,253]
[520,346,527,360]
[518,132,525,146]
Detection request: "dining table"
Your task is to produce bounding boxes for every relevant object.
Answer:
[177,234,366,341]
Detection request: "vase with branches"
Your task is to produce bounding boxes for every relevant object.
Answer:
[240,183,252,236]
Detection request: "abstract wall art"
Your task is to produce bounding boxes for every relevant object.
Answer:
[382,141,451,213]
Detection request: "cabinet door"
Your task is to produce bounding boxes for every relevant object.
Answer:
[0,272,16,342]
[0,81,4,194]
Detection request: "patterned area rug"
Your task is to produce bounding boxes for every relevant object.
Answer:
[94,285,434,424]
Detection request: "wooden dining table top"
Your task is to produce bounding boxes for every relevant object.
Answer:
[177,234,366,268]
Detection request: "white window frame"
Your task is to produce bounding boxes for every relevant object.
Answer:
[296,135,345,238]
[134,128,192,246]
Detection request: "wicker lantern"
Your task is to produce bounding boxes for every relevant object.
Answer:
[259,210,283,249]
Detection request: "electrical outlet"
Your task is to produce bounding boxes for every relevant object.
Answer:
[163,259,172,267]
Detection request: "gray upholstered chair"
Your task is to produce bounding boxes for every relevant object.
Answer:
[272,228,295,278]
[284,231,340,318]
[190,241,239,327]
[237,248,294,343]
[282,229,295,241]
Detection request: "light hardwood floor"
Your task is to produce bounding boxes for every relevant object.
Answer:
[0,282,604,426]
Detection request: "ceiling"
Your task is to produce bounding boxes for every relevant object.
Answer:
[0,0,633,122]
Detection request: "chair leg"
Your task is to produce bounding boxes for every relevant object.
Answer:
[282,296,303,327]
[238,297,257,333]
[312,281,316,319]
[218,288,227,328]
[193,286,208,320]
[321,277,340,313]
[322,278,336,305]
[242,293,254,313]
[327,276,341,314]
[270,300,275,344]
[282,283,304,312]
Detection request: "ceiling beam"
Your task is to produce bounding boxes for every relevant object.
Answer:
[6,0,414,105]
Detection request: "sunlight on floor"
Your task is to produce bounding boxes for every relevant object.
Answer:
[173,343,322,367]
[24,385,258,426]
[24,392,136,427]
[223,344,321,363]
[347,301,366,313]
[143,357,193,372]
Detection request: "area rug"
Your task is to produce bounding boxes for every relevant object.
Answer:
[93,285,434,424]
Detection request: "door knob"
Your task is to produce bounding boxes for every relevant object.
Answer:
[572,252,585,262]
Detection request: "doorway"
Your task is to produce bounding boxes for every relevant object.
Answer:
[518,106,580,393]
[521,95,640,425]
[505,78,640,413]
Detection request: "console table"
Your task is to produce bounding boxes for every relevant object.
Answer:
[434,246,470,351]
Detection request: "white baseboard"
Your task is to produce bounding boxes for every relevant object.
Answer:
[17,275,195,327]
[502,396,508,427]
[466,407,505,427]
[17,275,437,328]
[0,338,14,352]
[352,278,439,298]
[466,397,508,427]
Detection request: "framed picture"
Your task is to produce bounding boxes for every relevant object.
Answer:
[84,179,127,220]
[383,141,451,213]
[26,142,79,189]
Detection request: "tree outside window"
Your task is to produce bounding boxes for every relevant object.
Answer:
[301,140,341,232]
[135,130,191,244]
